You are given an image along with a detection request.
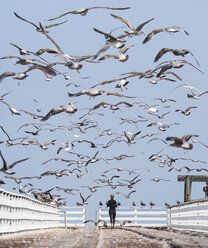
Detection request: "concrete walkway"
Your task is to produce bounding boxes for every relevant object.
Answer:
[0,227,208,248]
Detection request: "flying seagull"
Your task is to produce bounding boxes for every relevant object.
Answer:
[111,14,154,36]
[166,134,199,149]
[47,6,131,21]
[0,151,30,175]
[154,48,200,65]
[143,25,189,44]
[40,103,77,121]
[68,89,135,98]
[14,12,67,32]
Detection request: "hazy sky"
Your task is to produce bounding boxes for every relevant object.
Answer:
[1,0,208,222]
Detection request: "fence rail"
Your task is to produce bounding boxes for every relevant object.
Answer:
[59,207,86,227]
[167,198,208,232]
[0,188,59,234]
[98,207,167,227]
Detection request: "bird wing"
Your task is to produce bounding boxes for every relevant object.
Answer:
[103,90,136,98]
[135,18,155,32]
[124,131,131,143]
[68,91,85,97]
[128,190,136,196]
[198,90,208,97]
[99,54,115,60]
[47,10,75,21]
[20,109,43,119]
[44,20,68,29]
[111,14,135,31]
[93,43,114,60]
[39,22,62,52]
[0,72,16,82]
[182,134,199,141]
[93,28,118,41]
[14,12,38,28]
[185,106,197,112]
[154,48,173,62]
[0,151,8,171]
[114,101,133,107]
[91,78,118,88]
[7,157,30,170]
[180,59,204,74]
[166,136,182,144]
[143,28,165,44]
[0,126,11,140]
[90,6,131,10]
[85,194,92,202]
[40,107,64,122]
[131,131,141,141]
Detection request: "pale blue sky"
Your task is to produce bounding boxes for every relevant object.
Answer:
[1,0,208,221]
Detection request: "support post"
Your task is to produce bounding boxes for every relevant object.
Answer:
[64,211,67,229]
[184,176,192,202]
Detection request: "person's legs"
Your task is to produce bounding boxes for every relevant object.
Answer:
[109,212,113,228]
[112,212,116,228]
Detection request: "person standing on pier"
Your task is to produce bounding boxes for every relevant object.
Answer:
[106,194,117,228]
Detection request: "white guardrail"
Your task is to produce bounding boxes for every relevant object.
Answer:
[0,188,86,234]
[98,207,167,227]
[167,198,208,232]
[0,188,60,234]
[59,207,86,228]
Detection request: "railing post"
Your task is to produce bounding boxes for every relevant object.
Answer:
[134,207,137,225]
[64,211,67,229]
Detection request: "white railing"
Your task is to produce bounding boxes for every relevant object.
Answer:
[59,207,86,227]
[0,188,60,234]
[98,207,167,227]
[167,198,208,232]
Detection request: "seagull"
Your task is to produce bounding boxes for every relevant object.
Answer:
[93,41,125,60]
[0,151,30,175]
[187,90,208,100]
[150,202,156,207]
[115,79,129,90]
[132,201,136,207]
[0,100,21,115]
[110,14,154,36]
[14,12,68,32]
[154,97,176,103]
[98,45,134,62]
[140,201,146,207]
[83,219,105,226]
[47,6,131,20]
[40,103,77,121]
[143,25,189,44]
[116,190,136,198]
[154,48,200,65]
[175,106,197,116]
[165,202,170,207]
[123,131,141,144]
[10,43,33,55]
[150,178,170,182]
[79,193,92,205]
[166,134,199,149]
[68,89,135,98]
[99,201,103,206]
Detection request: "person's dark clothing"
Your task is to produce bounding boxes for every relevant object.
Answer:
[107,199,117,224]
[109,212,116,224]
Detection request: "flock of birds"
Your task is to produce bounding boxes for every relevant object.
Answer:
[0,5,207,223]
